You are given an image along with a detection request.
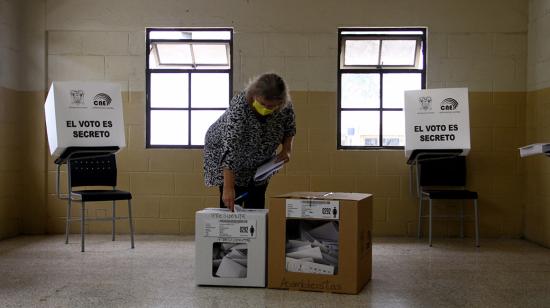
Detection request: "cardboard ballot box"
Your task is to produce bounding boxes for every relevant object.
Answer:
[268,192,372,294]
[44,81,126,158]
[195,208,268,287]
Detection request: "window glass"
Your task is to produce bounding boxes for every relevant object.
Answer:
[191,73,229,108]
[151,73,189,108]
[150,110,188,145]
[382,73,421,108]
[341,73,380,108]
[340,111,380,146]
[344,40,380,66]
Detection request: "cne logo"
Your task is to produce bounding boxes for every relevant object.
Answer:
[93,93,112,107]
[70,90,85,105]
[440,97,459,111]
[418,96,432,111]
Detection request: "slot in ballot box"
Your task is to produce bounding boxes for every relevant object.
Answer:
[44,81,126,159]
[268,192,372,294]
[195,208,268,287]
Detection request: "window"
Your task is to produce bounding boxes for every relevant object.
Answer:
[337,28,426,149]
[146,28,233,148]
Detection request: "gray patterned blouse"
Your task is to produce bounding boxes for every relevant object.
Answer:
[203,92,296,187]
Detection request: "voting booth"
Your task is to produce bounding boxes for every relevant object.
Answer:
[268,192,372,294]
[195,208,268,287]
[44,81,126,159]
[404,88,470,159]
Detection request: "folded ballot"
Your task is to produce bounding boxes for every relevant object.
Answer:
[285,221,339,275]
[212,243,248,278]
[254,157,284,182]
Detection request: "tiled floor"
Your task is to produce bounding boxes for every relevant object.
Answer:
[0,235,549,307]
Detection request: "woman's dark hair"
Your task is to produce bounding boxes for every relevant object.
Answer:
[245,73,291,107]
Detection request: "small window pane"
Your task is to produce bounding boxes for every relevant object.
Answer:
[380,40,417,66]
[382,111,405,146]
[191,110,225,145]
[341,73,380,108]
[382,73,421,108]
[344,40,380,66]
[192,31,231,40]
[341,111,379,146]
[193,44,228,65]
[191,73,229,108]
[156,43,192,64]
[151,73,189,108]
[150,31,191,39]
[150,110,188,145]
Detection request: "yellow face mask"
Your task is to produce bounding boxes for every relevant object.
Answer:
[252,100,274,116]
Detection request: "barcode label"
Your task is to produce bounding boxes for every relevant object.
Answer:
[286,199,340,219]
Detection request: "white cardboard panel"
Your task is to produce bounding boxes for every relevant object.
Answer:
[195,208,267,287]
[404,88,471,158]
[44,81,126,158]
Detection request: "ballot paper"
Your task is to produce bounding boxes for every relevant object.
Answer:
[519,143,550,157]
[216,256,247,278]
[212,242,248,278]
[285,221,339,275]
[286,257,335,275]
[254,157,284,182]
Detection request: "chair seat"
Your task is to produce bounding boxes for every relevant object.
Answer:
[423,190,478,200]
[71,190,132,202]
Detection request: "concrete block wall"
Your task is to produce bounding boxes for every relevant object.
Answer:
[0,0,47,239]
[524,0,550,247]
[40,0,532,239]
[40,0,528,237]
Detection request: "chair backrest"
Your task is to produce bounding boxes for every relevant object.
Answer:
[68,154,117,188]
[418,155,467,187]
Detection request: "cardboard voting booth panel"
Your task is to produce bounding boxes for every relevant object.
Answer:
[268,192,372,294]
[404,88,470,158]
[195,208,267,287]
[44,82,126,158]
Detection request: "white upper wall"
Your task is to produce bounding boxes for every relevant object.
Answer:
[0,0,45,91]
[528,0,550,90]
[45,0,528,92]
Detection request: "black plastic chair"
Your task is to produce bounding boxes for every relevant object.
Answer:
[417,155,479,247]
[65,154,135,252]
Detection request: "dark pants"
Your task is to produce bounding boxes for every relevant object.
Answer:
[219,183,268,209]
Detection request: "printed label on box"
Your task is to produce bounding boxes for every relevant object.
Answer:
[286,257,335,275]
[204,218,257,239]
[286,199,340,219]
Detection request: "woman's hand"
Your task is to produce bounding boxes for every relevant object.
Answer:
[276,136,293,163]
[222,186,236,211]
[275,150,291,163]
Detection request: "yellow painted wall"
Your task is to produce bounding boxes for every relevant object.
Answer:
[525,88,550,246]
[0,0,47,239]
[46,89,526,238]
[0,87,23,238]
[524,0,550,247]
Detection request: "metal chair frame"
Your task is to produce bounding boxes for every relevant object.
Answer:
[55,148,135,252]
[414,154,479,247]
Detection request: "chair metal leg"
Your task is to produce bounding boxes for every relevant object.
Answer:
[65,197,72,244]
[128,199,135,249]
[474,199,480,247]
[460,201,464,239]
[81,201,86,252]
[112,201,116,241]
[418,196,423,239]
[429,199,433,247]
